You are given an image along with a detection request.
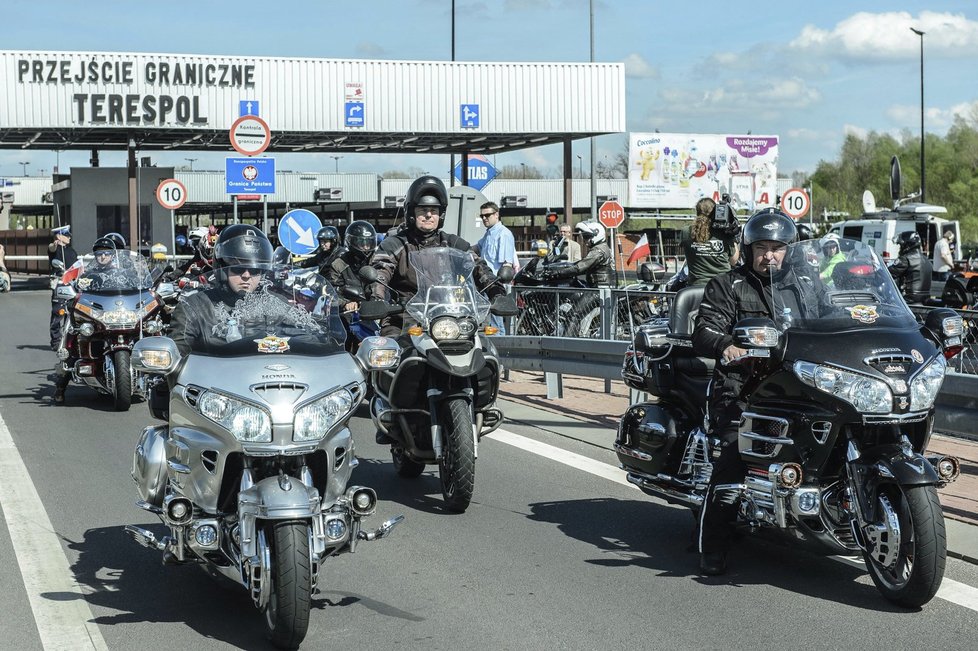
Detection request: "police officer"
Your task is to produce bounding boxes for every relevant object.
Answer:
[888,231,932,304]
[541,221,614,287]
[691,209,827,575]
[48,226,78,350]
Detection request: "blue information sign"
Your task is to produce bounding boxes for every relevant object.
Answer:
[453,155,497,192]
[225,157,276,195]
[239,100,260,116]
[277,209,323,256]
[345,101,365,127]
[460,104,480,128]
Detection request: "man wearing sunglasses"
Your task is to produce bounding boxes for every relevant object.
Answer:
[476,201,518,333]
[170,224,274,355]
[370,175,514,338]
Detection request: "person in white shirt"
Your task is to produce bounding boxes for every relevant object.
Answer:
[558,224,582,262]
[932,230,955,280]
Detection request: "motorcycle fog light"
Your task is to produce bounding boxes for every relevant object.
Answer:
[937,456,960,481]
[57,347,70,360]
[79,322,96,337]
[797,491,818,513]
[195,525,218,546]
[325,518,347,541]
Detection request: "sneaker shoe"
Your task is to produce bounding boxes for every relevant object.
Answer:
[699,551,727,576]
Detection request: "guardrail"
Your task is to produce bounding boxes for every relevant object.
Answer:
[496,287,978,440]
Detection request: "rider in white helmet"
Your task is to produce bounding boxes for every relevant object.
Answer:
[542,221,614,287]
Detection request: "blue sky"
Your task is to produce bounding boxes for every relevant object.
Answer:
[2,0,977,180]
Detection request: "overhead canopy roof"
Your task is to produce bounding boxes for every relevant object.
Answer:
[0,51,625,154]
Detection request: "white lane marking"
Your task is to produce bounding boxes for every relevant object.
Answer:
[488,428,637,490]
[488,427,978,614]
[0,412,108,650]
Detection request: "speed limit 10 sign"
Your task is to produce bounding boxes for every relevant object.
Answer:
[781,188,810,219]
[156,178,188,210]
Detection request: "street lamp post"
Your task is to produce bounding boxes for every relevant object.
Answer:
[330,155,343,173]
[19,161,29,176]
[184,158,197,171]
[577,154,583,179]
[910,27,925,202]
[520,162,526,179]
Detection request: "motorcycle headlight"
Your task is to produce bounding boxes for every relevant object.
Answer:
[198,391,271,442]
[431,317,462,341]
[910,355,946,411]
[794,361,892,414]
[100,309,139,325]
[293,388,354,442]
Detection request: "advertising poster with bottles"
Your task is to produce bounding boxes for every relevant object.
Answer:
[627,132,779,212]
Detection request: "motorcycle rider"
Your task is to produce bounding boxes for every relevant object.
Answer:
[369,174,513,338]
[326,220,378,350]
[52,236,123,404]
[170,224,274,356]
[888,230,933,305]
[168,225,216,283]
[692,209,828,575]
[818,233,847,283]
[297,225,340,273]
[540,221,614,287]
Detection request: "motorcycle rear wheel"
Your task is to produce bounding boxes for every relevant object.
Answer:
[438,397,476,513]
[863,484,946,608]
[112,350,132,411]
[263,521,312,650]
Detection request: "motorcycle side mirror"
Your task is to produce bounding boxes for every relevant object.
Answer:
[131,336,181,375]
[496,263,515,284]
[732,317,779,351]
[54,284,76,300]
[340,285,366,301]
[51,259,66,271]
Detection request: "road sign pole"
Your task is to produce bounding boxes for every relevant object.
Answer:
[263,195,268,235]
[233,195,238,225]
[170,209,176,260]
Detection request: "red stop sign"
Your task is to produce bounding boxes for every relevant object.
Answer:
[598,200,625,229]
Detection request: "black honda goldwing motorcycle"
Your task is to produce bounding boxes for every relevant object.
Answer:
[618,238,962,606]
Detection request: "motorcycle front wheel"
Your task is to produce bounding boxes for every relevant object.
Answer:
[111,350,132,411]
[438,397,476,513]
[264,521,312,649]
[863,483,946,608]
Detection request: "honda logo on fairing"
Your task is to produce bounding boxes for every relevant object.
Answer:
[264,364,291,371]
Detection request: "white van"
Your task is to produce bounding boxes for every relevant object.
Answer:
[827,202,961,263]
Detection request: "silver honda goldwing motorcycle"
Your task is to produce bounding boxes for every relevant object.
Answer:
[126,271,402,649]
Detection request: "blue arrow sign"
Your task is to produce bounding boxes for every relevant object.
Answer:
[345,101,365,127]
[460,104,480,128]
[453,155,497,192]
[278,209,322,256]
[239,100,260,116]
[226,157,276,194]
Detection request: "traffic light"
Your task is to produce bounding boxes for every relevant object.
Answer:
[545,212,559,237]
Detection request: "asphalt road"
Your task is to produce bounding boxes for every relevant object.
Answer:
[1,285,977,650]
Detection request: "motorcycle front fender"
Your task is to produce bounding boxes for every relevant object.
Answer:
[848,444,940,522]
[238,475,321,559]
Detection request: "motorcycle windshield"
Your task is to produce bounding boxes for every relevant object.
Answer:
[75,251,154,293]
[772,238,917,333]
[189,267,347,356]
[405,247,491,325]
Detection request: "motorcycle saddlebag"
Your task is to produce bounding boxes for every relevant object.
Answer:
[616,402,679,476]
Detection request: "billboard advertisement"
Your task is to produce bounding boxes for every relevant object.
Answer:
[628,133,779,212]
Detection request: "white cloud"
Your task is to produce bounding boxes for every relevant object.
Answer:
[786,128,829,141]
[790,11,978,61]
[658,77,820,112]
[843,124,869,139]
[887,100,978,131]
[622,53,659,79]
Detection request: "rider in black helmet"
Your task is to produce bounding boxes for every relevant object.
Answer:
[170,224,275,355]
[691,208,828,576]
[369,175,513,338]
[296,224,340,273]
[888,230,932,304]
[325,220,379,350]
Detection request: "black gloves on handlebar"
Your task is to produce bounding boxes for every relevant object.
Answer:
[490,294,518,317]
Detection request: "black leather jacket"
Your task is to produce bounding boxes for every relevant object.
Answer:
[548,241,613,287]
[888,250,932,304]
[169,287,241,355]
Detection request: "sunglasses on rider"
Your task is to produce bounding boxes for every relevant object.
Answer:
[95,250,113,257]
[227,266,263,276]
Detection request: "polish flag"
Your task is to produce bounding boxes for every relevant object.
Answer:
[60,259,84,285]
[627,233,650,264]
